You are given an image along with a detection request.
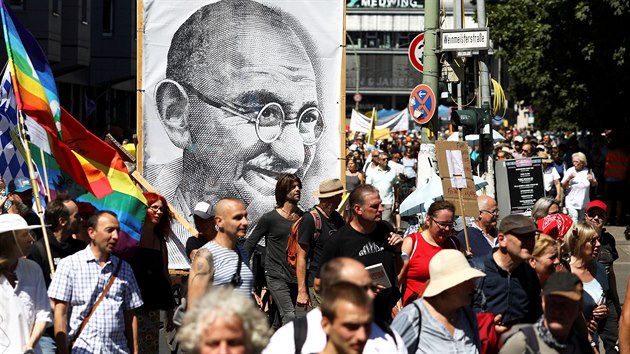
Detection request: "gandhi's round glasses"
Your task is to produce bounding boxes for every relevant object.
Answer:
[180,82,325,145]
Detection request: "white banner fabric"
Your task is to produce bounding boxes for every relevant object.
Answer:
[140,0,344,268]
[350,109,410,133]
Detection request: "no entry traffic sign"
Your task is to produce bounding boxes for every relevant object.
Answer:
[408,84,436,124]
[408,33,425,73]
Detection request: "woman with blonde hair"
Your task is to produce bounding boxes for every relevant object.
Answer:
[562,152,597,222]
[528,233,561,287]
[569,222,616,349]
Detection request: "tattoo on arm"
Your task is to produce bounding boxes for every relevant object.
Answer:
[191,248,214,283]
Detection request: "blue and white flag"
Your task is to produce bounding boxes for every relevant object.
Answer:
[0,67,29,183]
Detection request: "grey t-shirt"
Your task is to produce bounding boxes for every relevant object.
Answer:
[392,299,481,354]
[244,209,302,283]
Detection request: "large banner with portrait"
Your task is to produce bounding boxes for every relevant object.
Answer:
[140,0,344,268]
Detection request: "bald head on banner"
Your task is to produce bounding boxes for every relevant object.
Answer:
[154,0,328,222]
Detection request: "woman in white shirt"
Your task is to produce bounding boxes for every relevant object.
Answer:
[0,214,51,354]
[539,151,562,202]
[562,152,597,222]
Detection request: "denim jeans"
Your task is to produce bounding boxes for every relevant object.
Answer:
[266,275,298,328]
[38,335,56,354]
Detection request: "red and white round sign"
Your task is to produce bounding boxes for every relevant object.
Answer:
[353,93,362,103]
[408,33,425,73]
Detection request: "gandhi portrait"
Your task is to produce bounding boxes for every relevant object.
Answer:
[151,0,330,235]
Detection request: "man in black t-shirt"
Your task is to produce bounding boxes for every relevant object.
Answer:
[185,200,217,261]
[317,184,403,324]
[296,178,345,309]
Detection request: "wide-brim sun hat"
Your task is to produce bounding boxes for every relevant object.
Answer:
[0,213,44,233]
[423,249,486,298]
[312,178,345,198]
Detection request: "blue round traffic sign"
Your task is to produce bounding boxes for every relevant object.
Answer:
[408,84,436,124]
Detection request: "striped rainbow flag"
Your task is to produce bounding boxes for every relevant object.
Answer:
[0,67,112,199]
[61,108,147,255]
[0,0,60,137]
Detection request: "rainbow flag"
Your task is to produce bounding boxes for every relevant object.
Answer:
[0,68,112,199]
[0,0,60,137]
[61,108,147,255]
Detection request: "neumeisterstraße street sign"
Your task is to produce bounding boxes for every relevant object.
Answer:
[440,28,489,52]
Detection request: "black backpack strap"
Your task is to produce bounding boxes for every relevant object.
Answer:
[411,302,423,354]
[519,325,540,354]
[293,315,308,354]
[374,318,398,346]
[469,257,488,312]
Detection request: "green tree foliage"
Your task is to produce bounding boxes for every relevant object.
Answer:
[486,0,630,130]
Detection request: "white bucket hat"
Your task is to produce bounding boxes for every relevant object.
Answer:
[0,213,43,233]
[423,249,486,298]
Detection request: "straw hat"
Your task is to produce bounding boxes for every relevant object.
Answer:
[312,179,344,198]
[0,214,42,233]
[423,250,486,297]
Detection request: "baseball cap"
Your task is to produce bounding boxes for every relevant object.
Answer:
[537,213,573,240]
[8,177,32,193]
[586,200,607,214]
[192,201,215,220]
[499,214,537,235]
[513,136,523,143]
[543,272,583,301]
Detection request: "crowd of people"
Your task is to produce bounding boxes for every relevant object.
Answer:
[1,124,630,354]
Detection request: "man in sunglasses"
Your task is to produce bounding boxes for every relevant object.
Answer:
[456,195,499,257]
[152,0,328,232]
[585,200,621,353]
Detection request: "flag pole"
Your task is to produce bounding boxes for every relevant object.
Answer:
[38,148,51,203]
[16,109,55,275]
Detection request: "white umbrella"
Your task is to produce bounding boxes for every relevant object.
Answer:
[399,174,489,217]
[446,130,505,143]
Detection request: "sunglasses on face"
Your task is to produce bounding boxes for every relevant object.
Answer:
[586,211,605,219]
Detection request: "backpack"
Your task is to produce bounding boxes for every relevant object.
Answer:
[287,209,321,275]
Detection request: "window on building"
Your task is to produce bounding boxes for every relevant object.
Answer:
[9,0,24,10]
[52,0,59,15]
[81,0,88,24]
[347,31,420,49]
[102,0,114,36]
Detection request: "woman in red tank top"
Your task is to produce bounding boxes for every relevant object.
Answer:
[400,200,461,306]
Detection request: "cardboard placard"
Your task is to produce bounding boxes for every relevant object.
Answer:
[435,141,479,216]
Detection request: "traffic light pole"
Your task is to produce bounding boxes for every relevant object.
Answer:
[416,0,440,183]
[476,0,495,198]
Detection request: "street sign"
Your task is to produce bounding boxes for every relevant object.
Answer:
[440,28,489,51]
[408,84,436,124]
[408,33,425,73]
[353,92,362,103]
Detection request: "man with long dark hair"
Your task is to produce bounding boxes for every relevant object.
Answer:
[245,174,304,328]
